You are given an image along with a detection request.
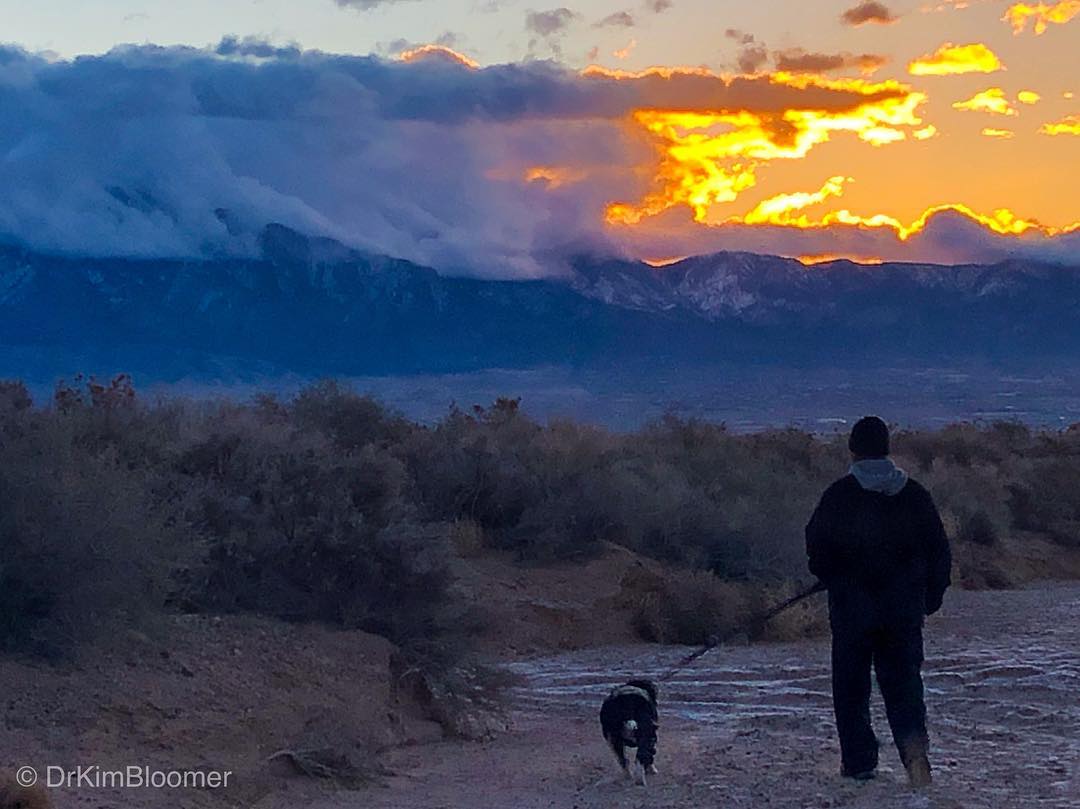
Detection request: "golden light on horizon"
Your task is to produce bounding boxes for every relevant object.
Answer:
[798,254,885,266]
[642,256,690,267]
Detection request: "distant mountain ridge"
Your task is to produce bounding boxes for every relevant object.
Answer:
[1,224,1079,382]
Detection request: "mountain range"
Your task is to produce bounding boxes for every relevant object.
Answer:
[2,224,1079,384]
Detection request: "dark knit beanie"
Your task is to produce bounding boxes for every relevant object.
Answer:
[849,416,890,457]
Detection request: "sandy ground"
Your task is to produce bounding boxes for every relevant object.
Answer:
[346,584,1080,809]
[2,615,443,809]
[4,578,1077,808]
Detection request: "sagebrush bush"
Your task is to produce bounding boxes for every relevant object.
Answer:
[178,413,454,645]
[627,567,752,645]
[0,405,181,654]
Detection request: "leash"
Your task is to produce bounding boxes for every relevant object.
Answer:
[657,580,826,682]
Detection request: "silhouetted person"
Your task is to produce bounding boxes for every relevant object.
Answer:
[805,416,951,787]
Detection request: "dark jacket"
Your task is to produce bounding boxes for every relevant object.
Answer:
[806,474,951,626]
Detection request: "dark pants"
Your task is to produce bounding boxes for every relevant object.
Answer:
[831,620,929,775]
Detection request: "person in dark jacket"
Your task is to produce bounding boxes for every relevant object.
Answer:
[806,416,951,787]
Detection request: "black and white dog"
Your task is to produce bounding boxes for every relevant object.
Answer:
[599,679,659,786]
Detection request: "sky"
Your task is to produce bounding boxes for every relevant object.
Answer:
[0,0,1077,272]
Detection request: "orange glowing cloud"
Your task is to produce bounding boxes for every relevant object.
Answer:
[982,127,1016,137]
[740,176,851,226]
[1017,90,1042,104]
[953,87,1018,115]
[1040,114,1080,135]
[913,124,939,139]
[615,165,1071,253]
[908,42,1004,75]
[1003,1,1080,34]
[604,73,926,225]
[522,166,589,187]
[736,192,1056,240]
[398,45,480,69]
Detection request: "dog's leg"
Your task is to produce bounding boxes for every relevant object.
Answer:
[606,735,629,774]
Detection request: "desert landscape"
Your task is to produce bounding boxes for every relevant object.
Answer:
[3,379,1080,807]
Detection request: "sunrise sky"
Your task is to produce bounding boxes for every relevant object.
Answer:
[0,0,1077,272]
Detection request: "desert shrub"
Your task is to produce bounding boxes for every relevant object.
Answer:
[1011,458,1080,546]
[628,567,752,645]
[449,519,486,557]
[180,417,452,644]
[923,461,1011,547]
[291,380,412,450]
[406,400,599,560]
[628,420,837,578]
[0,380,32,415]
[959,510,1000,547]
[0,424,180,655]
[407,408,840,571]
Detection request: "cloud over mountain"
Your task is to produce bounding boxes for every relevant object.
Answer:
[0,43,1074,277]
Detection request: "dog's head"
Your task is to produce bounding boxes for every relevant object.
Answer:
[625,678,658,706]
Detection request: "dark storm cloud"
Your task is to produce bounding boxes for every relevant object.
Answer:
[840,1,897,26]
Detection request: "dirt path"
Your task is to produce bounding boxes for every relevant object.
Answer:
[344,584,1079,809]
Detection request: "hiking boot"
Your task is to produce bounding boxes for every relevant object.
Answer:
[906,754,932,788]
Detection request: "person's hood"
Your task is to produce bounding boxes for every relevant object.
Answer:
[850,458,909,496]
